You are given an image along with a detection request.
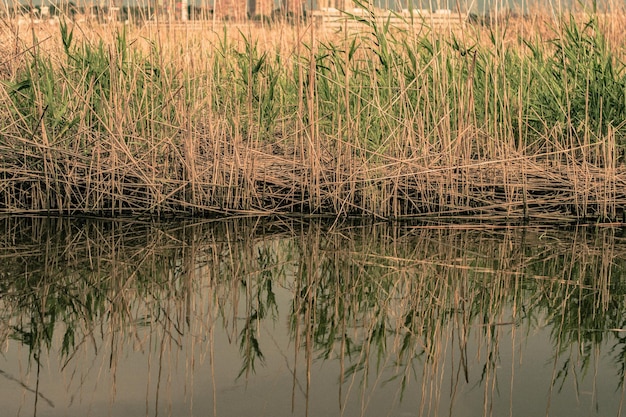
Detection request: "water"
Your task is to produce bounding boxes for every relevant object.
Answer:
[0,217,625,417]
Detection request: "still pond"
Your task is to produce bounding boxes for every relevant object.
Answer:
[0,217,625,417]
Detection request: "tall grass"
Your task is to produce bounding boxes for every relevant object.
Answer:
[0,4,625,220]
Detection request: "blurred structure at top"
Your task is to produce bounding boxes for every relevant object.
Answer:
[0,0,621,24]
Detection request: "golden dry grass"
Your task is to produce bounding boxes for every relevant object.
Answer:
[0,6,625,221]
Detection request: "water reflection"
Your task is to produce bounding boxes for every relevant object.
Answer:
[0,217,625,417]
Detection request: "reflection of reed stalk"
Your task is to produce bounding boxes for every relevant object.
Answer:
[0,217,625,414]
[1,5,626,220]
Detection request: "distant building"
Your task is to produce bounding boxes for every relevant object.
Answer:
[313,0,452,12]
[209,0,306,19]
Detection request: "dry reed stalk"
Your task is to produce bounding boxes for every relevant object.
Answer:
[1,10,625,221]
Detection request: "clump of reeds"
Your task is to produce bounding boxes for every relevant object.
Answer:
[0,3,625,221]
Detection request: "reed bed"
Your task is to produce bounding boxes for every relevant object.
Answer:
[1,3,626,221]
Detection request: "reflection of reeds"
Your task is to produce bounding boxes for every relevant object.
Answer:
[1,5,626,219]
[0,217,625,414]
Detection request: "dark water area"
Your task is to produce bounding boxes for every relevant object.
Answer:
[0,217,625,417]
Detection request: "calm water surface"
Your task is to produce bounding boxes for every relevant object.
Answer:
[0,217,625,417]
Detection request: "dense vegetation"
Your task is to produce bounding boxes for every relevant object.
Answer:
[1,6,625,219]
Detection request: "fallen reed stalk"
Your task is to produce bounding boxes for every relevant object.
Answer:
[0,4,625,221]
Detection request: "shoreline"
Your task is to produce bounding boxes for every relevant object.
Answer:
[2,141,624,221]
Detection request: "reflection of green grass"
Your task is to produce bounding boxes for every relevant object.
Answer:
[0,217,625,397]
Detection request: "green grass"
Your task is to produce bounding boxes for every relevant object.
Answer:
[0,7,625,220]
